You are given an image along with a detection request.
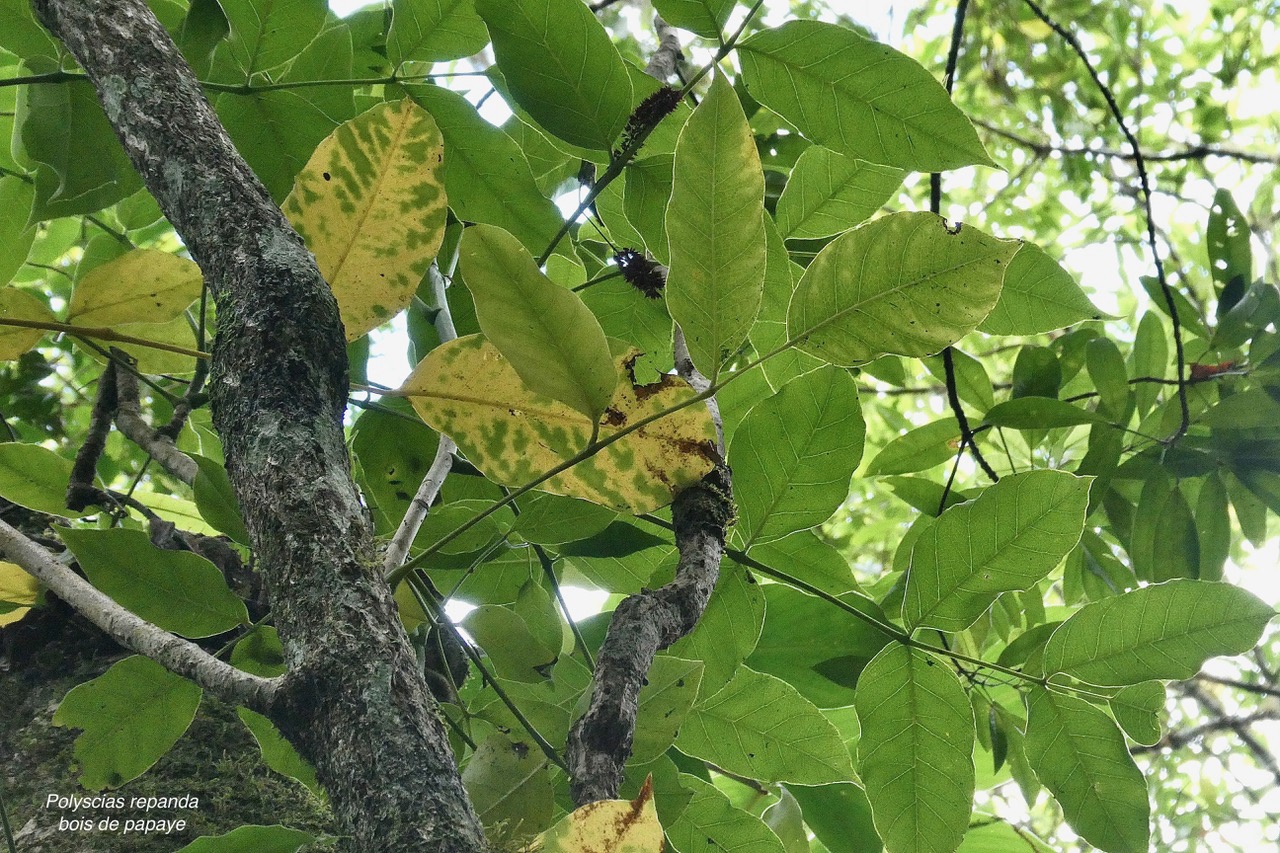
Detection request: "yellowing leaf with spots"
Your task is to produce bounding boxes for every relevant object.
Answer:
[0,560,40,627]
[530,776,662,853]
[0,288,57,360]
[402,335,717,513]
[284,99,447,341]
[67,249,202,327]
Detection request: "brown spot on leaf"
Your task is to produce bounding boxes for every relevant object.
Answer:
[603,406,626,427]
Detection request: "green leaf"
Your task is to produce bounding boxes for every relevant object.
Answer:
[666,564,765,697]
[923,347,994,413]
[957,818,1054,852]
[389,0,488,66]
[666,73,767,380]
[748,531,860,596]
[0,175,37,286]
[651,0,735,39]
[1109,681,1164,747]
[580,278,674,366]
[633,656,703,762]
[284,98,447,342]
[730,366,864,547]
[776,147,904,240]
[351,398,440,534]
[0,442,83,516]
[676,667,854,784]
[16,58,142,219]
[462,732,554,835]
[866,417,961,476]
[460,225,616,420]
[903,471,1091,632]
[513,492,616,546]
[214,24,358,201]
[560,522,674,594]
[0,0,60,60]
[787,213,1017,366]
[745,585,890,708]
[405,84,567,259]
[788,784,879,853]
[983,397,1107,430]
[1207,188,1252,315]
[1196,473,1230,582]
[175,825,317,853]
[1086,337,1131,420]
[977,244,1104,335]
[1023,687,1149,853]
[856,644,975,853]
[666,774,786,853]
[763,787,811,853]
[474,0,633,151]
[53,655,202,790]
[221,0,325,73]
[237,708,323,797]
[623,155,674,264]
[1042,579,1275,685]
[58,527,248,638]
[753,216,823,389]
[231,626,286,677]
[191,453,252,546]
[739,21,993,172]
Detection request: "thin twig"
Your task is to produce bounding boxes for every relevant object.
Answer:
[1019,0,1190,442]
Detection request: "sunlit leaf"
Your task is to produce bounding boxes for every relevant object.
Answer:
[676,666,855,784]
[1024,687,1149,853]
[903,471,1090,632]
[787,213,1016,366]
[666,73,766,380]
[776,147,904,240]
[978,244,1105,336]
[474,0,633,151]
[856,644,975,853]
[1041,580,1275,685]
[0,442,83,516]
[739,21,993,171]
[175,825,317,853]
[730,366,864,547]
[402,335,717,513]
[666,773,786,853]
[460,224,616,420]
[388,0,488,66]
[651,0,735,39]
[284,99,446,341]
[462,731,554,836]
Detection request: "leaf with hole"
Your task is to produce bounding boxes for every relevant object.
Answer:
[787,213,1016,366]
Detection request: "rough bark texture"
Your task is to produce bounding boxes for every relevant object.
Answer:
[28,2,487,851]
[566,465,733,805]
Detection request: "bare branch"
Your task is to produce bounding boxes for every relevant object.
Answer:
[114,367,197,485]
[566,464,733,805]
[0,518,277,711]
[976,119,1280,166]
[382,262,458,576]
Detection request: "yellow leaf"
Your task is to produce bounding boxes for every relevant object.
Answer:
[284,99,447,341]
[0,287,56,360]
[0,560,40,627]
[78,314,201,376]
[402,335,717,514]
[530,776,662,853]
[67,249,202,327]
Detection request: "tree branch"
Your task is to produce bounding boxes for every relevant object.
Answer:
[29,2,486,849]
[0,518,277,710]
[975,119,1280,166]
[113,366,198,485]
[382,261,458,576]
[566,463,734,805]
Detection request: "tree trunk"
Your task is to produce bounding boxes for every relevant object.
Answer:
[27,2,487,850]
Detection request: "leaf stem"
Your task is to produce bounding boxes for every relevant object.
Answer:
[0,316,209,359]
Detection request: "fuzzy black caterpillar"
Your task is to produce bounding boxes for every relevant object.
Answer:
[615,249,666,299]
[614,86,682,159]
